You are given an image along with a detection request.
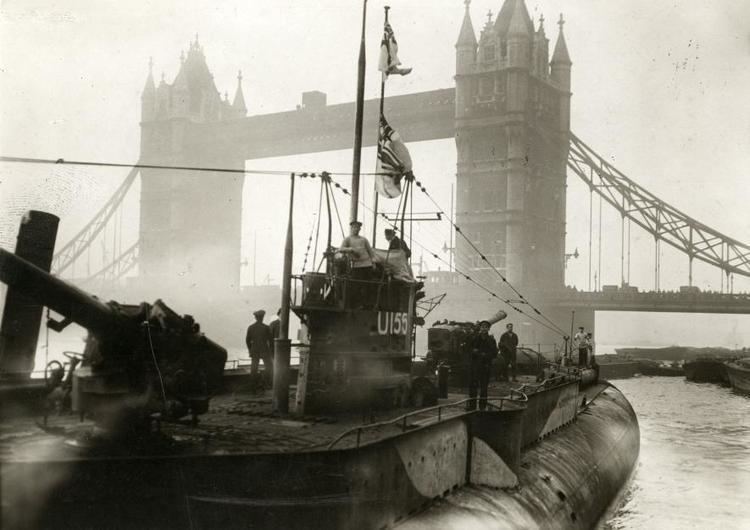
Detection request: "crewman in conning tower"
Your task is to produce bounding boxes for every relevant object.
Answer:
[338,220,376,306]
[466,320,499,411]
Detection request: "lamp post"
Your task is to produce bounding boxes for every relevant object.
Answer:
[564,247,579,268]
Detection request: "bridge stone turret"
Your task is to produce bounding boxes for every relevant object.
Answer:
[139,37,247,299]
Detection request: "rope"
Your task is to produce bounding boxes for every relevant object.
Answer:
[311,182,324,272]
[0,155,389,178]
[44,308,50,382]
[300,212,317,273]
[143,322,168,406]
[413,180,568,336]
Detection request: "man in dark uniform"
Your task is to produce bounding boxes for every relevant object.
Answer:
[498,323,519,382]
[466,320,498,410]
[269,308,281,340]
[574,326,588,367]
[384,228,411,259]
[246,309,273,382]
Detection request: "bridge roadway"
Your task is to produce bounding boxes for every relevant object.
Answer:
[195,88,456,160]
[547,289,750,315]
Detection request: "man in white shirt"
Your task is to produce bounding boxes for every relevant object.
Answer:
[339,220,376,307]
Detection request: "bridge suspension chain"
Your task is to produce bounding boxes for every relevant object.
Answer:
[568,134,750,279]
[79,241,139,287]
[50,164,140,275]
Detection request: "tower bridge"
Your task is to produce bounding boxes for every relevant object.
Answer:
[46,0,750,346]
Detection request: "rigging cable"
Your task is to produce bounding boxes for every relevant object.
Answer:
[300,211,317,273]
[311,180,324,272]
[0,155,389,178]
[409,178,568,336]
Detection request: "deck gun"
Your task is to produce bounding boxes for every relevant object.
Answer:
[0,247,227,426]
[425,309,508,377]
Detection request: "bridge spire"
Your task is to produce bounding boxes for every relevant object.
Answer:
[141,57,156,122]
[551,12,572,99]
[507,0,532,67]
[455,0,477,49]
[532,14,549,78]
[494,0,532,36]
[141,57,155,95]
[551,13,571,66]
[232,69,247,116]
[508,0,532,37]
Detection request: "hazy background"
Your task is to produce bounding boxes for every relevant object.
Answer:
[1,0,749,351]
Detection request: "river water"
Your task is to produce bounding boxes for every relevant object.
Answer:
[602,377,750,530]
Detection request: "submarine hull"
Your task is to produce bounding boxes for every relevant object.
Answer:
[397,384,639,529]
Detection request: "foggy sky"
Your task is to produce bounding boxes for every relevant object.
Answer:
[1,0,750,348]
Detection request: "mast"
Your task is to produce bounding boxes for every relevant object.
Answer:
[273,173,295,414]
[449,183,454,272]
[350,0,368,223]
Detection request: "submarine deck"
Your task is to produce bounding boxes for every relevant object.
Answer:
[0,375,590,462]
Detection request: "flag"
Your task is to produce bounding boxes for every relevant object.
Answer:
[378,21,412,79]
[376,115,413,198]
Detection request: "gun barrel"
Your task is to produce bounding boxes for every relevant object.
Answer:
[0,248,117,334]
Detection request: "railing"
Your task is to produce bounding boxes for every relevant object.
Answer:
[224,345,308,371]
[327,390,528,450]
[519,343,562,355]
[560,289,750,302]
[514,373,571,395]
[292,272,413,313]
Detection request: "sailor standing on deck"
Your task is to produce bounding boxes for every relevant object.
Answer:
[586,332,595,367]
[269,308,281,340]
[498,323,519,382]
[466,320,498,411]
[574,326,589,367]
[246,309,274,382]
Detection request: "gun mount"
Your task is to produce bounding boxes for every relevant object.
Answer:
[0,247,227,427]
[425,310,508,378]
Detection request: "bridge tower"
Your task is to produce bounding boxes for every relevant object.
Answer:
[139,39,248,299]
[454,0,571,295]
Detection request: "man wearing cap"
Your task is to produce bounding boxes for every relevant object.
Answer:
[466,320,498,410]
[498,323,519,382]
[384,228,411,259]
[339,220,376,305]
[246,309,274,383]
